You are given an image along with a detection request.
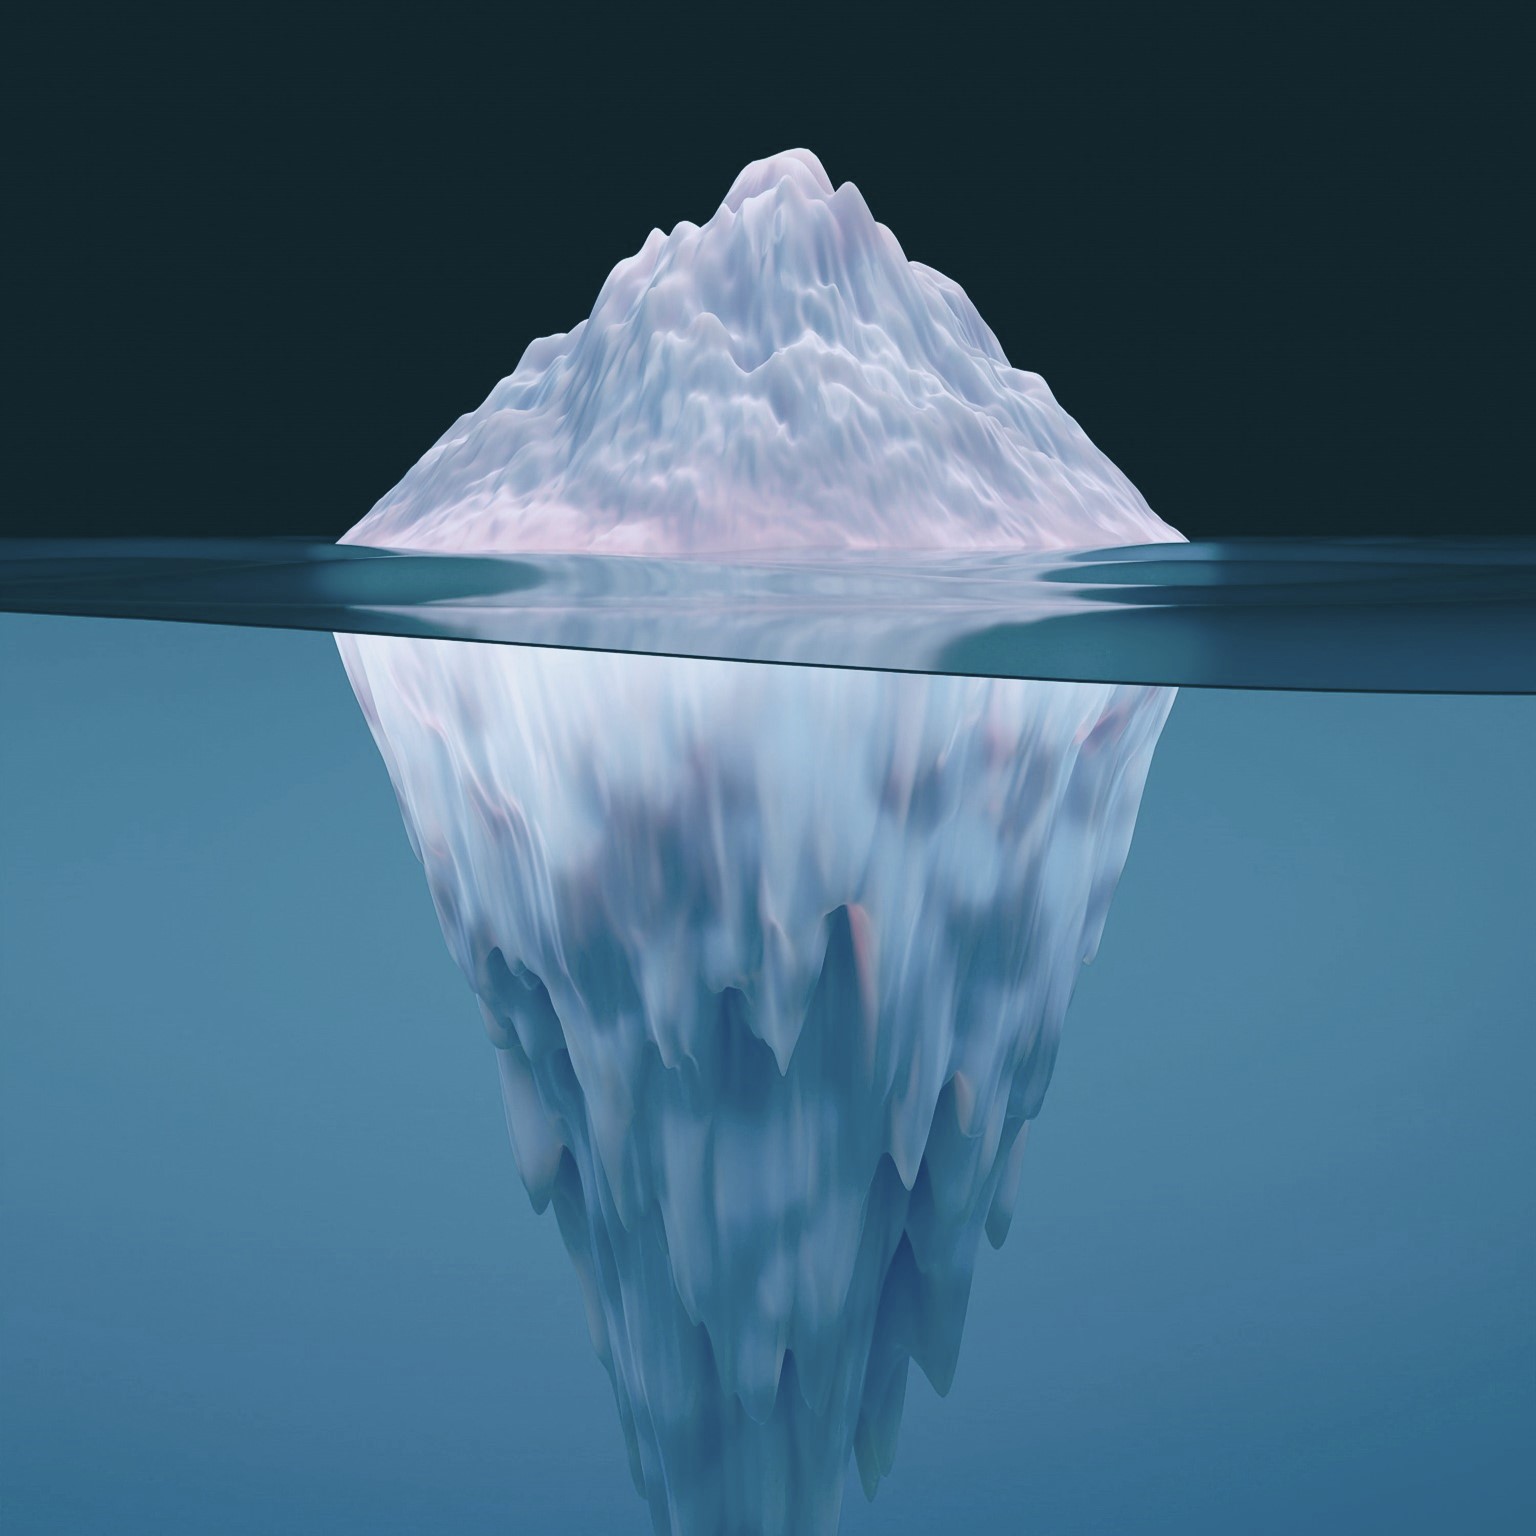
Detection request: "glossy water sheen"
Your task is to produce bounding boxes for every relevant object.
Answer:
[3,536,1535,692]
[1,610,1533,1534]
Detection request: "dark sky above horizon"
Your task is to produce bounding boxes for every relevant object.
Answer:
[4,10,1528,543]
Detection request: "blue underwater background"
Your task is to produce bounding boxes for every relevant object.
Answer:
[3,613,1533,1533]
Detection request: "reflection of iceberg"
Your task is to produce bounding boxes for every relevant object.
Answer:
[337,150,1180,1532]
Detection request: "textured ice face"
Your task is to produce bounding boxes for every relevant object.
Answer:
[339,151,1180,1533]
[339,639,1173,1533]
[343,149,1178,555]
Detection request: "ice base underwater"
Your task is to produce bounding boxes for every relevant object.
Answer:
[339,633,1172,1535]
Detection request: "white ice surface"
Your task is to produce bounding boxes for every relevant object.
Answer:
[343,150,1179,556]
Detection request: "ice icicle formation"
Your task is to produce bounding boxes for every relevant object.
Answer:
[338,150,1181,1534]
[339,643,1173,1532]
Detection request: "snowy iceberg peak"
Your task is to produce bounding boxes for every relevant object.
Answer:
[342,149,1180,555]
[720,146,836,211]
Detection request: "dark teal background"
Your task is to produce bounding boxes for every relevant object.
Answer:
[3,614,1533,1533]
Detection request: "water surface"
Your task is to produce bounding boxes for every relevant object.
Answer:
[4,536,1533,692]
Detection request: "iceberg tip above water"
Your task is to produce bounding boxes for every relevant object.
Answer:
[342,148,1181,557]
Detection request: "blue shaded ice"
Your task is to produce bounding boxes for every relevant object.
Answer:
[339,151,1179,1534]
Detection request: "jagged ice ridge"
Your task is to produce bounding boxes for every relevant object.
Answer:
[343,148,1174,556]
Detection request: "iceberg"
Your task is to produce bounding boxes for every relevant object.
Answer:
[342,148,1173,557]
[338,151,1180,1534]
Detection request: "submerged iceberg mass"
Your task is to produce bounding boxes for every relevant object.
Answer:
[340,642,1172,1533]
[339,151,1180,1534]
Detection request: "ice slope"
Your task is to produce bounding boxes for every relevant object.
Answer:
[342,149,1177,556]
[339,151,1179,1533]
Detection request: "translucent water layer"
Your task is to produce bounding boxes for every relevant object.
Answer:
[7,538,1535,695]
